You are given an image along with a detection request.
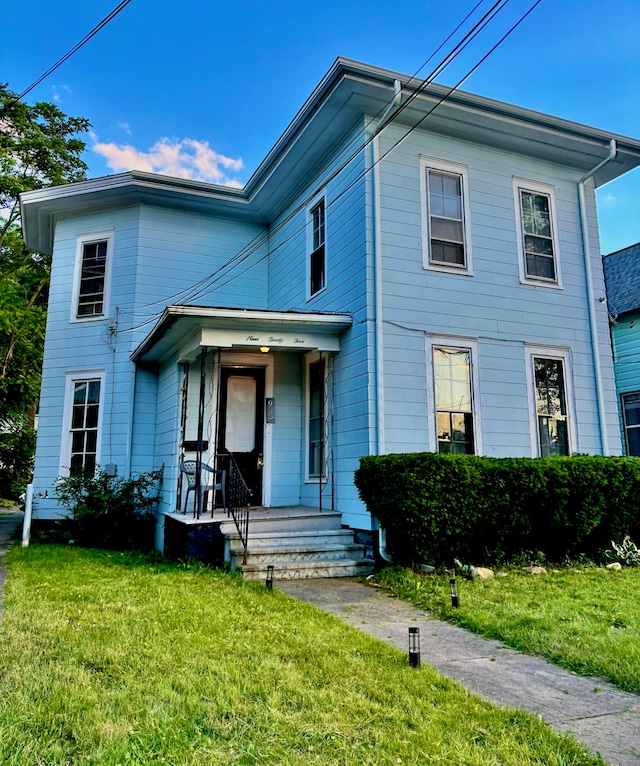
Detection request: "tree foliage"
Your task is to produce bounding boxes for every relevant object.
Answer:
[0,85,90,495]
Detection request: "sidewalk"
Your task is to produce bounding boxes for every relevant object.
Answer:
[278,577,640,766]
[0,509,23,625]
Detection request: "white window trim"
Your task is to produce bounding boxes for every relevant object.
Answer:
[425,335,483,455]
[420,155,474,276]
[524,345,577,457]
[306,191,327,301]
[621,391,640,456]
[59,369,106,476]
[513,177,563,290]
[70,229,115,323]
[304,351,328,483]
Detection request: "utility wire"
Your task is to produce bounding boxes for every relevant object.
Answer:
[117,0,514,327]
[0,0,132,117]
[119,0,544,335]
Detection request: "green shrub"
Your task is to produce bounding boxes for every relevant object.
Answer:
[0,423,36,499]
[355,453,640,566]
[55,468,163,551]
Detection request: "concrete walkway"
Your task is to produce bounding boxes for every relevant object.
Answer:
[0,509,23,625]
[278,578,640,766]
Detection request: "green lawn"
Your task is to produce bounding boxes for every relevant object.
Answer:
[374,566,640,692]
[0,546,604,765]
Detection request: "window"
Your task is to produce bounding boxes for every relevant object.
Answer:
[433,346,474,454]
[307,358,325,478]
[621,392,640,456]
[64,376,103,474]
[309,199,326,296]
[72,231,113,322]
[533,357,569,456]
[421,157,472,274]
[514,179,561,286]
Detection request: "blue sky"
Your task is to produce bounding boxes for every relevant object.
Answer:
[3,0,639,252]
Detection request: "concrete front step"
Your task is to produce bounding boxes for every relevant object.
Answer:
[239,558,375,581]
[231,542,367,566]
[219,510,343,536]
[228,529,355,548]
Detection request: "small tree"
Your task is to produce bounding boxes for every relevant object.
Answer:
[0,85,90,497]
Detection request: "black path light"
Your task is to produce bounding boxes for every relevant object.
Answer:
[408,627,421,668]
[449,577,459,608]
[266,565,274,591]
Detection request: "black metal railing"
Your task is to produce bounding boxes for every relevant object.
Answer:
[226,452,251,564]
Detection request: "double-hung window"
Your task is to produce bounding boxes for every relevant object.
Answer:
[432,345,475,454]
[514,179,561,286]
[532,356,569,456]
[72,231,113,322]
[307,358,325,478]
[61,371,105,475]
[621,392,640,456]
[309,199,326,297]
[421,157,472,274]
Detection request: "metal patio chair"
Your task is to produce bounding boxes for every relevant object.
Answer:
[179,460,226,516]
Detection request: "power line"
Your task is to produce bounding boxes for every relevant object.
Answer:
[119,0,543,335]
[117,0,513,327]
[0,0,132,117]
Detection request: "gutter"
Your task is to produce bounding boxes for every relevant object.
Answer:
[577,138,617,456]
[372,84,401,563]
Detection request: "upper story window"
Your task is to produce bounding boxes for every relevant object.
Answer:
[309,199,326,297]
[71,231,114,322]
[420,157,473,275]
[621,392,640,456]
[514,179,562,288]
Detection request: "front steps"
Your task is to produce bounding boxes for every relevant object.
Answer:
[220,506,375,580]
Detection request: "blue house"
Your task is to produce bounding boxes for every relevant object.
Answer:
[603,243,640,455]
[20,59,640,576]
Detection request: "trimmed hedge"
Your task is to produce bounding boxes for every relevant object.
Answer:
[354,453,640,566]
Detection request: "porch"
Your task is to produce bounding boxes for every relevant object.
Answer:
[162,505,375,579]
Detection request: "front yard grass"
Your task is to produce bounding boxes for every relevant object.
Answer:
[0,546,604,765]
[374,565,640,692]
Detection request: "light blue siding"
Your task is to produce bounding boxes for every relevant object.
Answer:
[377,125,621,460]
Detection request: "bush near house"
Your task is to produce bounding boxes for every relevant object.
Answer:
[55,468,162,551]
[0,423,36,499]
[355,453,640,566]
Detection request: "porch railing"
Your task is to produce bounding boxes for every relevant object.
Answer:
[226,452,251,564]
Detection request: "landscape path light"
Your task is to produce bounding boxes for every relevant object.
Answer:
[408,627,420,668]
[450,577,459,608]
[266,565,274,591]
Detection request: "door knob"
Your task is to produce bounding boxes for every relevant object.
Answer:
[257,454,264,470]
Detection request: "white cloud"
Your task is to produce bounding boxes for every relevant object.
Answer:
[92,137,245,186]
[118,122,132,135]
[52,84,71,103]
[601,193,617,204]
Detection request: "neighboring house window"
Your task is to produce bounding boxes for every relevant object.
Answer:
[420,157,472,274]
[309,199,326,296]
[513,178,561,286]
[621,392,640,456]
[72,231,113,322]
[61,371,105,475]
[533,357,569,456]
[433,346,474,454]
[307,358,325,478]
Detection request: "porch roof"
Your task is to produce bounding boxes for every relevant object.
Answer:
[131,305,353,363]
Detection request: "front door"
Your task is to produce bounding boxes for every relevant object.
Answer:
[217,367,265,505]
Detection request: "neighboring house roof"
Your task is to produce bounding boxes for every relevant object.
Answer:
[21,57,640,255]
[603,243,640,316]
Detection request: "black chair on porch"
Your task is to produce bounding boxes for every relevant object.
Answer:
[179,461,226,516]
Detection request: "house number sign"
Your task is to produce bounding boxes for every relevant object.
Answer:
[265,398,276,424]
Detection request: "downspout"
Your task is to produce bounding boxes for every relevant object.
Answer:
[372,80,401,562]
[578,138,617,456]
